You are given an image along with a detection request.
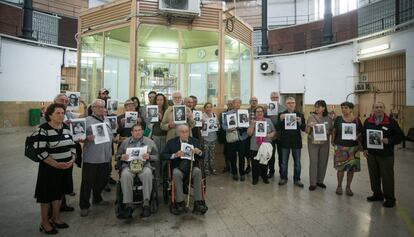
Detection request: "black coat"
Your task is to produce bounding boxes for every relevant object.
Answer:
[161,136,203,170]
[276,110,306,149]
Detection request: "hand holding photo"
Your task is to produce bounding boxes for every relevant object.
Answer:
[341,123,356,140]
[313,123,327,141]
[91,123,110,144]
[367,129,384,149]
[267,102,278,116]
[173,105,186,124]
[255,121,267,137]
[126,146,148,161]
[125,111,138,128]
[104,116,117,133]
[284,113,297,130]
[226,113,238,129]
[193,111,202,127]
[181,143,194,160]
[70,118,86,140]
[237,109,249,128]
[147,105,159,122]
[65,91,80,111]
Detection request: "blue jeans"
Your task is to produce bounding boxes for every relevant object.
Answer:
[280,148,301,181]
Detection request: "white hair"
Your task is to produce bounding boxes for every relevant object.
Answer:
[92,99,105,107]
[176,124,190,135]
[54,93,68,102]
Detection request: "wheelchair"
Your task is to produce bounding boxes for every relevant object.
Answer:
[115,159,159,219]
[161,158,207,214]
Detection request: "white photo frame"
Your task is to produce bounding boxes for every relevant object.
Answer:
[313,123,327,141]
[173,105,186,124]
[91,123,110,144]
[193,110,202,127]
[255,121,267,137]
[201,122,209,137]
[104,116,117,133]
[181,143,194,160]
[126,146,148,161]
[207,118,219,132]
[70,118,86,141]
[342,123,356,140]
[125,111,138,128]
[107,99,118,115]
[267,102,278,116]
[66,91,80,111]
[237,109,249,128]
[285,113,297,130]
[147,105,159,123]
[367,129,384,149]
[226,113,238,129]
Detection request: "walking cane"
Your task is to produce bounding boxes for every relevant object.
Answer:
[186,152,194,208]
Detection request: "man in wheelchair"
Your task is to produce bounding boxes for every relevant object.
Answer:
[115,123,159,218]
[162,124,208,215]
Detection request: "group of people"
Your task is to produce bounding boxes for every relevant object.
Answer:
[31,89,404,235]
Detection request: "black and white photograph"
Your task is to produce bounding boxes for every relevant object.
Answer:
[173,105,186,124]
[181,143,194,160]
[91,123,110,144]
[126,146,148,161]
[341,123,356,140]
[66,91,80,111]
[193,110,202,127]
[285,113,297,130]
[104,116,117,133]
[201,122,209,137]
[70,118,86,141]
[313,123,327,141]
[107,99,118,115]
[226,113,238,129]
[237,109,249,128]
[125,111,138,128]
[146,105,159,123]
[267,102,278,116]
[255,121,267,137]
[207,118,219,132]
[367,129,384,149]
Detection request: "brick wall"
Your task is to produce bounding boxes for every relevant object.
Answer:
[0,3,22,37]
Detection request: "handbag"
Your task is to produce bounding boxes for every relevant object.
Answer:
[226,129,239,143]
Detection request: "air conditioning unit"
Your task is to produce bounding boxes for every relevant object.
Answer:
[159,0,201,16]
[355,82,371,92]
[260,60,275,74]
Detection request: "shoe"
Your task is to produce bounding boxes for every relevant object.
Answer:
[244,166,251,174]
[382,200,396,208]
[80,209,89,217]
[294,181,304,188]
[108,177,117,185]
[252,179,258,185]
[278,179,287,186]
[263,178,270,184]
[93,200,110,206]
[309,185,317,191]
[336,187,343,195]
[346,188,354,196]
[232,175,239,181]
[172,201,187,215]
[316,183,326,189]
[104,185,111,192]
[39,224,58,234]
[50,220,69,229]
[267,172,275,179]
[367,195,384,202]
[140,205,151,218]
[240,175,246,182]
[193,200,208,215]
[60,205,75,212]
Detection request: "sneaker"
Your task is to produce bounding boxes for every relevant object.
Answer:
[382,200,396,208]
[316,183,326,189]
[80,209,89,217]
[93,200,110,206]
[367,195,384,202]
[309,185,317,191]
[232,175,239,181]
[240,175,246,182]
[193,201,208,215]
[108,177,117,185]
[336,187,343,195]
[140,206,151,218]
[278,179,287,186]
[294,181,304,188]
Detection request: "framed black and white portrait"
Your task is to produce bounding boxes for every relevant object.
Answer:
[284,113,297,130]
[267,102,278,116]
[341,123,356,140]
[193,110,202,127]
[367,129,383,149]
[226,113,238,129]
[107,99,118,115]
[147,105,159,123]
[91,123,110,144]
[237,109,249,128]
[104,116,117,133]
[125,111,138,128]
[66,91,80,111]
[207,118,218,132]
[173,105,186,124]
[255,121,267,137]
[70,118,86,141]
[313,123,327,141]
[181,142,194,160]
[126,146,148,161]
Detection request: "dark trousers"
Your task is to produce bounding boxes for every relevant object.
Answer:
[223,142,231,170]
[227,139,248,176]
[79,162,110,210]
[250,150,268,181]
[366,154,395,202]
[268,140,283,175]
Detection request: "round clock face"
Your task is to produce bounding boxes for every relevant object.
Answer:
[198,49,206,59]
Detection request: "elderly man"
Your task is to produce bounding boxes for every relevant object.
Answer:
[162,124,208,215]
[266,91,286,179]
[218,99,234,173]
[116,123,158,218]
[362,102,403,208]
[161,91,195,141]
[79,99,113,217]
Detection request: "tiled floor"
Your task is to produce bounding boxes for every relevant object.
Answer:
[0,129,413,237]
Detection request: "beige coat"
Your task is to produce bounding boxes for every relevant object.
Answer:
[161,106,195,141]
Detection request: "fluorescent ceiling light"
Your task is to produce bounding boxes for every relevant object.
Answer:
[148,41,178,49]
[360,43,389,55]
[81,52,101,58]
[80,78,87,82]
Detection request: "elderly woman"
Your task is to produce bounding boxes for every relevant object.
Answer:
[332,102,362,196]
[305,100,333,191]
[247,106,276,185]
[34,103,76,234]
[202,102,220,175]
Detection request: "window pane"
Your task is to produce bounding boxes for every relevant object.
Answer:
[188,63,207,104]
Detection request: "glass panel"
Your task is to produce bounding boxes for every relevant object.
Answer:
[103,27,130,103]
[188,63,207,104]
[79,33,104,104]
[239,43,251,104]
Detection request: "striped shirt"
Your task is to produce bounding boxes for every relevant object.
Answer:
[34,123,76,161]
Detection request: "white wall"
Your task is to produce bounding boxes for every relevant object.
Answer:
[268,0,315,26]
[254,44,358,105]
[356,27,414,106]
[0,38,63,102]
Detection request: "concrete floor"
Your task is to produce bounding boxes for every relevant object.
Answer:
[0,128,413,237]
